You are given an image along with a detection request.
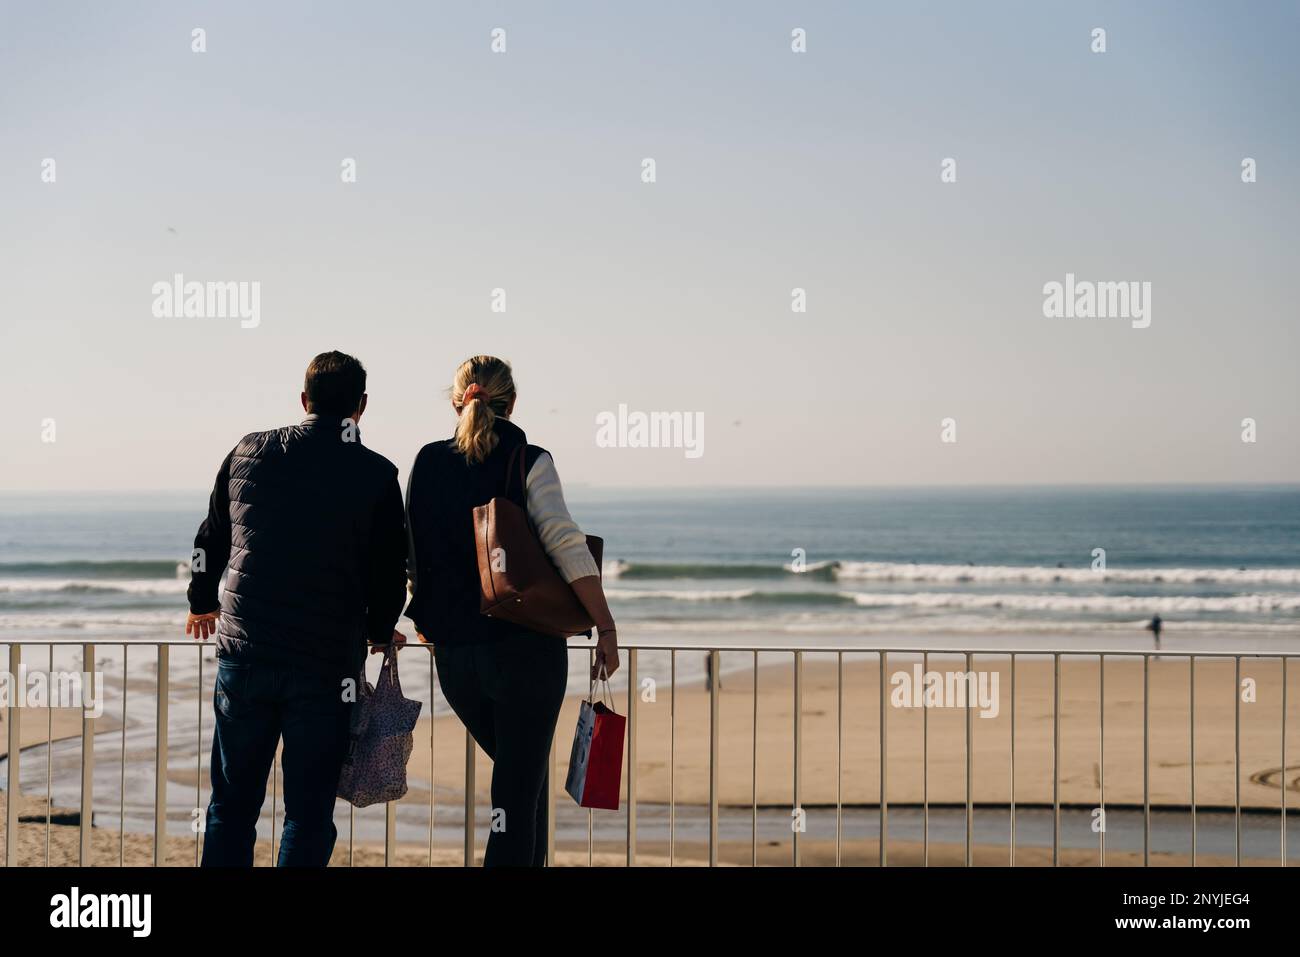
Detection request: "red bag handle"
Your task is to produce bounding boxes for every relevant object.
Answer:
[587,663,615,712]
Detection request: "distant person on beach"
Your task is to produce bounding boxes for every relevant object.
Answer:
[405,355,617,867]
[185,351,407,867]
[705,652,721,691]
[1146,614,1163,647]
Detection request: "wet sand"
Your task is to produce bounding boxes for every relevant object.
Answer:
[0,707,85,760]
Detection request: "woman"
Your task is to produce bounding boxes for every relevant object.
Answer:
[404,355,618,867]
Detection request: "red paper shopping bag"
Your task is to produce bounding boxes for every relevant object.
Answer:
[565,679,625,810]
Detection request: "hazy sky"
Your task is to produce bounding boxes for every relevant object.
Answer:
[2,1,1297,490]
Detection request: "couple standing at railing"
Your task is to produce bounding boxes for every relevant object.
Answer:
[182,352,619,867]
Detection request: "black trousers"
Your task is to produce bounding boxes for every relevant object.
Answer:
[434,633,569,866]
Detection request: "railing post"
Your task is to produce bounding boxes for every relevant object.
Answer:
[708,649,719,867]
[925,651,931,867]
[1190,655,1196,866]
[626,648,637,867]
[384,801,396,866]
[546,727,556,866]
[1009,653,1015,867]
[1143,654,1150,866]
[835,651,843,867]
[879,651,888,867]
[670,650,676,866]
[750,650,757,868]
[270,757,278,863]
[154,644,169,867]
[119,646,128,867]
[1099,654,1105,867]
[5,645,21,867]
[965,651,973,867]
[543,644,559,867]
[81,644,96,865]
[46,646,52,867]
[1234,656,1241,867]
[1052,652,1060,867]
[463,728,475,866]
[195,648,203,866]
[436,650,441,868]
[793,650,802,867]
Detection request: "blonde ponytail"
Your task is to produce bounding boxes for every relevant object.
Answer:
[451,355,516,464]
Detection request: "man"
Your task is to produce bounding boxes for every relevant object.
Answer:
[186,351,407,866]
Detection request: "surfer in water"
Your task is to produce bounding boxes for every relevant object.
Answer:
[1146,614,1163,648]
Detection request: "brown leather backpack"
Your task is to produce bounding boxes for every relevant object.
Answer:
[474,443,603,637]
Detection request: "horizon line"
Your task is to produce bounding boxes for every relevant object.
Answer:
[2,481,1299,496]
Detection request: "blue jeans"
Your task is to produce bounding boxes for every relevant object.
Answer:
[201,657,351,867]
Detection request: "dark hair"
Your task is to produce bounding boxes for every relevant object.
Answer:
[304,351,366,417]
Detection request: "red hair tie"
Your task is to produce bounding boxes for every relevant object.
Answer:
[461,383,490,407]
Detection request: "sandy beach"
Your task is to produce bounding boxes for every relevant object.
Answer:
[0,707,84,761]
[408,654,1296,810]
[2,653,1294,867]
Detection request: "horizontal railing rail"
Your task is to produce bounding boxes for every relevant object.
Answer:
[0,638,1295,867]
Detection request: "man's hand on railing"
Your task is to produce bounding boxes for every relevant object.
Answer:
[185,611,220,641]
[370,629,407,655]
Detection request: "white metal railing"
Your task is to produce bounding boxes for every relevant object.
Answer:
[0,639,1295,867]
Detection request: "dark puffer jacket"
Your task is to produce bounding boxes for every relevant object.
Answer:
[188,414,407,680]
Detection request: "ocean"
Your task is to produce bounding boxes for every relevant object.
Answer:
[2,485,1299,651]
